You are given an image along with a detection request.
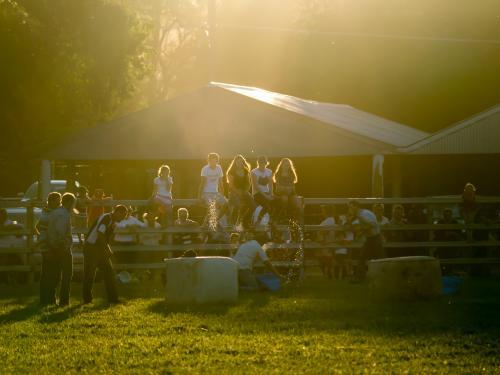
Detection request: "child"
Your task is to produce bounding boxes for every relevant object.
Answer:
[152,165,173,226]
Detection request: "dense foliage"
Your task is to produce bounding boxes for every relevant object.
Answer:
[0,0,148,157]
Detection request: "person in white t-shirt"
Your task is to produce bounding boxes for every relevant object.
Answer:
[152,165,173,226]
[198,153,228,209]
[251,155,276,223]
[114,209,146,245]
[232,232,284,290]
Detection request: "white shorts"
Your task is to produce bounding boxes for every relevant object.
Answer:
[155,194,172,206]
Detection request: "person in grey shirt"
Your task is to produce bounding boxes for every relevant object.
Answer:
[46,193,76,306]
[348,200,385,282]
[38,192,62,305]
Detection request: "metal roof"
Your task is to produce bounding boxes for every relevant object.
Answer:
[212,82,429,148]
[47,83,428,160]
[401,105,500,154]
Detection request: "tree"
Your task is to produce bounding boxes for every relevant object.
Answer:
[0,0,147,158]
[129,0,210,105]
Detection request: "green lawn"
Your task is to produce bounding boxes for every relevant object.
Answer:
[0,275,499,374]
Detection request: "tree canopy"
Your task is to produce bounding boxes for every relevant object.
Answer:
[0,0,147,158]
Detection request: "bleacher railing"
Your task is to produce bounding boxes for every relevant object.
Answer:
[1,197,499,278]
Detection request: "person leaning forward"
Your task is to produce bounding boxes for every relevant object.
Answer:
[82,205,128,304]
[347,200,386,282]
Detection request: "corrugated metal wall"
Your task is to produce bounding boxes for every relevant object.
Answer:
[413,111,500,154]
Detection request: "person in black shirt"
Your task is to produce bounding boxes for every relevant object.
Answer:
[226,154,255,227]
[82,205,127,304]
[273,158,300,221]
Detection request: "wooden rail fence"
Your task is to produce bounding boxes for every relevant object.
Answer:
[1,197,499,278]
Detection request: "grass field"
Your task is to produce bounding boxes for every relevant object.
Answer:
[0,275,499,374]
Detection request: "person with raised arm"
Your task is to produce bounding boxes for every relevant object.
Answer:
[227,154,255,226]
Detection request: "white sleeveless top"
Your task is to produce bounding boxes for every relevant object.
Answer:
[154,176,173,198]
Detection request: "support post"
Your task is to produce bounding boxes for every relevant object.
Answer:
[66,161,77,193]
[391,156,402,197]
[40,159,52,201]
[371,154,384,198]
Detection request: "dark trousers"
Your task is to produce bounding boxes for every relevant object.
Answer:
[82,244,118,303]
[334,253,347,280]
[40,251,73,305]
[356,234,385,279]
[253,192,276,214]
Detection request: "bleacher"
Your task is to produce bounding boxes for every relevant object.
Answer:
[1,196,500,279]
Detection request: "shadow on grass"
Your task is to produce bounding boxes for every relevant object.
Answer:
[38,304,84,324]
[0,302,40,325]
[148,299,233,317]
[148,288,274,317]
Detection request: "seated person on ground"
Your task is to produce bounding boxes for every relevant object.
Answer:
[232,231,284,291]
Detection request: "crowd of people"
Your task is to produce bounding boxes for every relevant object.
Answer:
[1,152,499,305]
[149,153,302,228]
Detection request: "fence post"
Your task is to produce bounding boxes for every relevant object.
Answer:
[26,202,35,283]
[426,203,435,257]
